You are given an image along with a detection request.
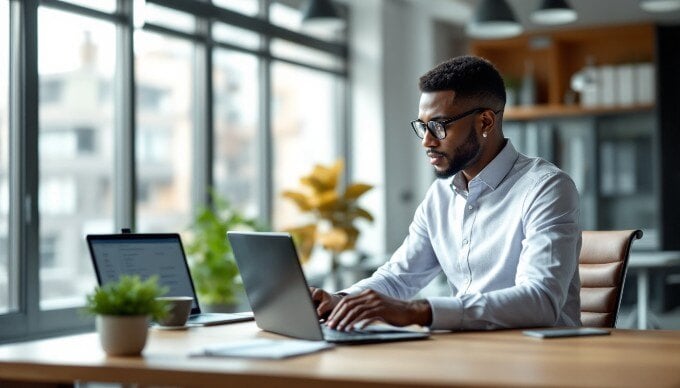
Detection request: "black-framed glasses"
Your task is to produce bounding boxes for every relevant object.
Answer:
[410,107,500,140]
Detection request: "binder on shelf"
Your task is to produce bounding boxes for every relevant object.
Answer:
[616,65,635,106]
[599,65,617,106]
[635,63,655,104]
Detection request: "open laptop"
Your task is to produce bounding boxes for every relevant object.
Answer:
[87,233,254,326]
[227,231,430,344]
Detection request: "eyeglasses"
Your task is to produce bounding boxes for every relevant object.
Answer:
[410,107,500,140]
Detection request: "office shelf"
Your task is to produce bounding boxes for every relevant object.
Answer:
[503,103,655,121]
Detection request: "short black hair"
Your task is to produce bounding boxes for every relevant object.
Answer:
[418,55,506,108]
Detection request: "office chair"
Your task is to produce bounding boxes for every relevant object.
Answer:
[579,229,643,328]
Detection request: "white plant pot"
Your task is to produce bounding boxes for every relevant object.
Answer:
[96,315,149,356]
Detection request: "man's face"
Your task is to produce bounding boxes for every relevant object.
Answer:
[417,90,483,179]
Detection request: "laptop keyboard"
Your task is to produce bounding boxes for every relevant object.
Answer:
[321,325,377,341]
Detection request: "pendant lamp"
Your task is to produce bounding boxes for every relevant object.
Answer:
[531,0,577,25]
[639,0,680,12]
[301,0,345,31]
[467,0,523,39]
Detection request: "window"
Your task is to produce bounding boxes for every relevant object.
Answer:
[144,3,195,33]
[59,0,116,13]
[75,126,96,153]
[38,7,115,310]
[0,0,11,315]
[271,62,341,229]
[0,0,348,342]
[40,79,63,103]
[135,31,193,233]
[213,50,260,218]
[212,0,259,17]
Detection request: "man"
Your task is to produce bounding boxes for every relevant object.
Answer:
[311,55,582,331]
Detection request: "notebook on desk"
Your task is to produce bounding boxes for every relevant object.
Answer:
[87,233,254,326]
[227,231,430,344]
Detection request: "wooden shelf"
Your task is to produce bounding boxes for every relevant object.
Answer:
[470,23,655,108]
[503,103,655,121]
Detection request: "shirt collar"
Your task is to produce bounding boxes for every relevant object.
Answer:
[451,139,519,192]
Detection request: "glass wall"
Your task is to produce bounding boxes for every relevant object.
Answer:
[37,7,115,309]
[0,0,11,314]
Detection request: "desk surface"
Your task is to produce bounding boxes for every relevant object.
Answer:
[1,322,679,388]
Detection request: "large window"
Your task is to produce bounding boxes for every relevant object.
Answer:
[37,7,115,310]
[213,50,260,218]
[0,0,11,315]
[271,62,341,229]
[135,32,193,233]
[0,0,348,342]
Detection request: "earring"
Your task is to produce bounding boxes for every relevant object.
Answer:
[482,132,488,138]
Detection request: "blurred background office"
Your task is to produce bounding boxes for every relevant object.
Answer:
[1,0,679,343]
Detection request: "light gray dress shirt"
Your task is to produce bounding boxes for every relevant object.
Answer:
[343,140,582,330]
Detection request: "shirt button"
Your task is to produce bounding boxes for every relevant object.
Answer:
[462,239,468,245]
[468,205,473,210]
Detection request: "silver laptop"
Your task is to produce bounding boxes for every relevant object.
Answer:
[227,231,430,344]
[87,233,254,326]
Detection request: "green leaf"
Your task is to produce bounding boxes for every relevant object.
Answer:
[83,275,169,320]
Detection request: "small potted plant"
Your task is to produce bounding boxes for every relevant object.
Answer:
[84,275,169,356]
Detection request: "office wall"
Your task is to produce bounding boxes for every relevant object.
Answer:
[347,0,469,256]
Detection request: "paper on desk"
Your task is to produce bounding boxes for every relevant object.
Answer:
[192,339,334,359]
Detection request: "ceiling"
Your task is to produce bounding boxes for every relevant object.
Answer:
[409,0,680,32]
[505,0,680,32]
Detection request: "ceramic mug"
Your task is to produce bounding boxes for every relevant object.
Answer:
[155,296,193,327]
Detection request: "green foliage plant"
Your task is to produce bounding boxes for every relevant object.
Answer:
[185,191,264,307]
[84,275,169,320]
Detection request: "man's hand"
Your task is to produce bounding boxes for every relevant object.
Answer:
[309,287,344,320]
[325,289,432,331]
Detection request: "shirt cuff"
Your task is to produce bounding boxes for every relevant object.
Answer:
[338,285,364,296]
[426,296,463,330]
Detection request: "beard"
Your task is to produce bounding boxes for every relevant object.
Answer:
[431,123,482,179]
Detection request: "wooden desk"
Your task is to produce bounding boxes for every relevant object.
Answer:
[1,322,680,387]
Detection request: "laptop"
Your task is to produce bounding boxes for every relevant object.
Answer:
[227,231,430,344]
[87,233,254,326]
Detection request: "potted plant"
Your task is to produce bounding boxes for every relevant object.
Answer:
[184,190,264,311]
[84,275,168,356]
[281,159,374,287]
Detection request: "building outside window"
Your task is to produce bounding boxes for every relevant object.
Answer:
[37,7,116,310]
[135,31,194,233]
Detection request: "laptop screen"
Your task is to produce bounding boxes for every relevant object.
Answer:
[87,234,200,312]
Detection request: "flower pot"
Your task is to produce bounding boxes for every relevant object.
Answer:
[96,315,149,356]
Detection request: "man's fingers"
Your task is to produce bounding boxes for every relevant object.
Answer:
[338,305,380,331]
[317,300,334,319]
[327,294,368,329]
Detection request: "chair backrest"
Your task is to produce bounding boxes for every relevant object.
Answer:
[579,229,643,328]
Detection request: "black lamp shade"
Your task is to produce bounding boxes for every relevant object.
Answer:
[468,0,523,39]
[473,0,518,24]
[302,0,344,29]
